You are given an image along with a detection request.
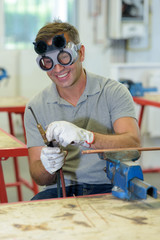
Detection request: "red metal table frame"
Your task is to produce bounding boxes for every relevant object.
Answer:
[0,97,28,139]
[0,128,30,203]
[133,96,160,128]
[0,105,26,138]
[133,95,160,173]
[0,97,38,202]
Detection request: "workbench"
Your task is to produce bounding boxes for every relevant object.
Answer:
[0,194,159,240]
[133,94,160,173]
[0,128,28,203]
[133,94,160,128]
[0,128,28,158]
[0,128,37,203]
[0,97,39,201]
[0,96,27,136]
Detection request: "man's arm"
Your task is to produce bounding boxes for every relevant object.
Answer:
[45,117,141,150]
[28,146,57,186]
[91,117,141,149]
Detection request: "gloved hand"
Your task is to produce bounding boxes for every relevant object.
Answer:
[46,121,94,147]
[40,146,67,174]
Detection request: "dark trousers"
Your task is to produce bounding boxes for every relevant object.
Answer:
[31,183,113,200]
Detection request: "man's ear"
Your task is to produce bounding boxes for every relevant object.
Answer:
[79,45,85,62]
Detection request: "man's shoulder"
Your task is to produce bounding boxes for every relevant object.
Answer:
[27,83,53,105]
[86,70,121,91]
[86,70,108,82]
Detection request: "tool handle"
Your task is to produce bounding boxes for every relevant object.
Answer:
[37,124,49,145]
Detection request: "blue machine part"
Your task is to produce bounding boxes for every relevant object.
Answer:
[0,68,9,81]
[119,79,157,97]
[129,82,157,97]
[106,159,157,200]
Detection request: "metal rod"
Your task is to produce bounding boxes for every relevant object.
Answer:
[28,106,49,145]
[28,106,39,124]
[82,147,160,155]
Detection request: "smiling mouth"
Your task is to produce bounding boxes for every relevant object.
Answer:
[57,72,68,78]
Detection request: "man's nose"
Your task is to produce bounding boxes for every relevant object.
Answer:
[54,64,64,72]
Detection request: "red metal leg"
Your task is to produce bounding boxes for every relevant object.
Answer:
[21,113,26,143]
[31,181,39,194]
[8,112,15,136]
[0,161,8,203]
[8,112,23,201]
[13,157,23,201]
[138,105,145,129]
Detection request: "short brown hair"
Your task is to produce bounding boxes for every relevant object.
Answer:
[35,20,80,44]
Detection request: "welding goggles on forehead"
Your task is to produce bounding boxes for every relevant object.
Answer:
[33,34,81,71]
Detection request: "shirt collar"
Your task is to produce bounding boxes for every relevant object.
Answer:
[84,70,101,96]
[46,83,60,104]
[46,69,101,104]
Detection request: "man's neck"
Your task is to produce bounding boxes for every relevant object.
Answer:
[57,69,86,106]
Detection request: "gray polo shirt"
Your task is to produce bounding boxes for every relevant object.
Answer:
[24,70,136,186]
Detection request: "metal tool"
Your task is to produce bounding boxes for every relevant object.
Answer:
[28,106,66,198]
[28,106,50,145]
[83,149,158,200]
[119,79,157,97]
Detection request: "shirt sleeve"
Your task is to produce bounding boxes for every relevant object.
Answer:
[106,80,136,124]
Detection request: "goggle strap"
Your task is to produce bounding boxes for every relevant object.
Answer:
[75,43,81,51]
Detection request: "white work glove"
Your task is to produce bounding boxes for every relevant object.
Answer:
[40,146,66,174]
[46,121,94,148]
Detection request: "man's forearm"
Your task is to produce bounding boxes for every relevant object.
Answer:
[91,132,141,150]
[30,160,56,186]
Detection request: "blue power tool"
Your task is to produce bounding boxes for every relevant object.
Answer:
[0,68,9,81]
[119,79,158,97]
[100,150,157,200]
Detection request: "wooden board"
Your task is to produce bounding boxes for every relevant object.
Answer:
[0,129,24,148]
[143,93,160,102]
[133,94,160,107]
[0,128,27,158]
[0,194,160,240]
[0,96,28,107]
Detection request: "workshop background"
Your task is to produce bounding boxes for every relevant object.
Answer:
[0,0,160,202]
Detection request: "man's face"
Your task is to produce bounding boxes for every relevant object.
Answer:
[46,33,85,89]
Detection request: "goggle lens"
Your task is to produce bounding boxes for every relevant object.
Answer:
[58,51,72,65]
[39,57,53,70]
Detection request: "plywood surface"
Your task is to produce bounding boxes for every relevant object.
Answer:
[0,129,24,148]
[0,96,28,107]
[0,194,159,240]
[143,94,160,102]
